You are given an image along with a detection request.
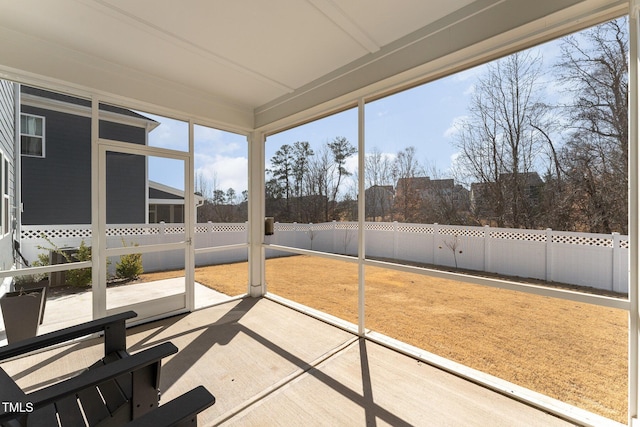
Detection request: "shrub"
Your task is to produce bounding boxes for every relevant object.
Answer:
[14,252,49,284]
[65,240,92,287]
[116,241,143,280]
[35,235,92,287]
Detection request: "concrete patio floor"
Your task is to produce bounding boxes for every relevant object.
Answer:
[0,279,233,346]
[0,298,580,426]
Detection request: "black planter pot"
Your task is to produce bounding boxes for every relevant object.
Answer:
[0,287,47,344]
[16,280,50,325]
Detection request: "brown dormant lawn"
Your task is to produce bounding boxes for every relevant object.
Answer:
[141,255,627,423]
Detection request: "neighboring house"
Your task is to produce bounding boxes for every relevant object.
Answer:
[20,85,203,226]
[19,87,200,228]
[471,172,544,206]
[20,85,160,225]
[149,181,204,223]
[394,177,470,221]
[470,172,544,225]
[364,185,394,221]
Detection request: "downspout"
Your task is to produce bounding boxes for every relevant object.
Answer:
[13,84,21,267]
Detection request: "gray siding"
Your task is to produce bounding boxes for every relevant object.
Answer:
[101,121,146,224]
[0,80,15,274]
[149,188,182,200]
[21,105,146,225]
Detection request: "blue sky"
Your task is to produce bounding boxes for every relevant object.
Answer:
[145,34,566,196]
[263,66,482,184]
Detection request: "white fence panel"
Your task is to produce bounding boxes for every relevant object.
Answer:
[550,231,616,290]
[434,225,485,271]
[308,223,334,253]
[335,222,358,256]
[106,223,185,273]
[365,223,395,259]
[487,228,547,280]
[395,223,433,264]
[20,225,92,266]
[552,243,612,289]
[20,222,629,293]
[194,222,248,267]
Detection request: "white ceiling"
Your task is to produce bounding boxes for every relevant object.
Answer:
[0,0,626,130]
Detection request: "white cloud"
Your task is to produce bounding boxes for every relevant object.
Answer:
[443,115,468,139]
[143,113,189,151]
[450,151,461,164]
[345,155,358,175]
[194,125,223,143]
[196,154,248,194]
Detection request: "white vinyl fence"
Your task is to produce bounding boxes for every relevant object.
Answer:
[267,222,629,294]
[20,221,629,293]
[19,222,249,276]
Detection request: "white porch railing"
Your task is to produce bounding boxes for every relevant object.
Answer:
[19,222,629,293]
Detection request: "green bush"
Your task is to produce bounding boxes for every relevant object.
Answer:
[35,235,92,287]
[65,240,92,287]
[116,241,143,280]
[14,252,49,285]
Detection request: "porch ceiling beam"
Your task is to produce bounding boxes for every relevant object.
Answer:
[306,0,380,53]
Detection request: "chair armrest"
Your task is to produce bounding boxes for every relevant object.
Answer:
[0,311,137,361]
[0,342,178,423]
[124,386,215,427]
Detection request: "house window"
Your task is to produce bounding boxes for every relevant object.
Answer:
[149,204,184,223]
[20,113,45,157]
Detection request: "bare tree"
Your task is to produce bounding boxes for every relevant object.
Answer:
[555,17,628,233]
[305,145,333,222]
[421,166,471,225]
[453,50,549,228]
[365,147,393,221]
[392,146,424,222]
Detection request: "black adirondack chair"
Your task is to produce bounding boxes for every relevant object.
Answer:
[0,311,214,427]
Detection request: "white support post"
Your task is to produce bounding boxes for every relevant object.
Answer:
[433,223,440,265]
[629,1,640,424]
[248,131,265,297]
[91,95,105,320]
[393,221,399,259]
[545,228,553,282]
[483,225,490,273]
[185,119,195,311]
[613,232,622,294]
[357,98,366,336]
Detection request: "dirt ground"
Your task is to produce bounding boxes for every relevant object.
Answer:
[141,255,628,423]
